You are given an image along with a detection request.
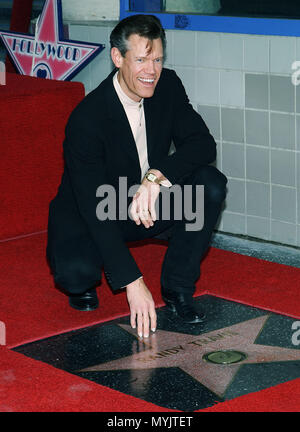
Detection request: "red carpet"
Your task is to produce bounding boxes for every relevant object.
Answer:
[0,346,175,412]
[200,376,300,412]
[1,232,300,411]
[200,245,300,319]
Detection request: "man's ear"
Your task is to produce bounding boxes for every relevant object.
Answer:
[111,47,123,68]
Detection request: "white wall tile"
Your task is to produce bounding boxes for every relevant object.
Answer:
[220,33,243,70]
[271,185,296,223]
[173,30,196,67]
[220,70,244,107]
[222,212,246,235]
[270,36,296,75]
[165,30,174,65]
[244,35,269,73]
[247,215,270,240]
[270,220,297,246]
[196,31,221,69]
[173,67,195,102]
[225,178,246,214]
[196,69,220,105]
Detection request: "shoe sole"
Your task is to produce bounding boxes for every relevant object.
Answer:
[69,300,99,312]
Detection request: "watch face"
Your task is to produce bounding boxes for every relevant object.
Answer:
[147,173,156,182]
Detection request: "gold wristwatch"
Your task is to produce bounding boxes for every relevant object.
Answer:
[144,171,161,184]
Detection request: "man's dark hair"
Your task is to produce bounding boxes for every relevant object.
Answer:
[110,14,166,57]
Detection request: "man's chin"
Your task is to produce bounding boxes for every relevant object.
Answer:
[139,87,156,99]
[142,92,155,99]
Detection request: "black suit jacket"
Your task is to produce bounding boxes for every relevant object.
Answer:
[48,67,216,290]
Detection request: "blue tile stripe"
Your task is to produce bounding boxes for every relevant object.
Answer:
[120,0,300,36]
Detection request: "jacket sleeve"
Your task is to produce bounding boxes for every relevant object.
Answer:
[63,110,142,291]
[152,70,217,184]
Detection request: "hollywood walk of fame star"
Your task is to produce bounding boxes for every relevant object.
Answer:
[0,0,105,80]
[78,315,300,397]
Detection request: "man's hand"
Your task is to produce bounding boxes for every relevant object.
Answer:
[130,181,160,228]
[126,277,157,338]
[130,169,167,228]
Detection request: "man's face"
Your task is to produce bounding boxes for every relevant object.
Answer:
[111,34,164,102]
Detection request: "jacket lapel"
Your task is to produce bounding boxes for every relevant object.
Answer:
[104,70,141,170]
[143,96,160,162]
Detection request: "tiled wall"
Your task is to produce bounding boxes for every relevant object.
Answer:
[62,0,119,21]
[69,23,300,248]
[68,23,115,94]
[165,0,220,14]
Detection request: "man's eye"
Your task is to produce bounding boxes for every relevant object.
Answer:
[136,58,143,62]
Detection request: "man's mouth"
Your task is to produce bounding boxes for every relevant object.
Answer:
[138,77,155,84]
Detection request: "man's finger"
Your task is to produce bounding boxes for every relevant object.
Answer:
[143,310,150,338]
[137,311,144,338]
[149,303,157,332]
[139,190,152,225]
[139,208,152,228]
[130,309,137,329]
[129,200,141,225]
[149,199,157,222]
[139,208,150,220]
[133,191,140,201]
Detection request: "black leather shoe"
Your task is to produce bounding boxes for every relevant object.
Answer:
[162,289,205,324]
[69,288,99,311]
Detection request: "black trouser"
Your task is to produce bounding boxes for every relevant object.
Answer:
[47,165,227,296]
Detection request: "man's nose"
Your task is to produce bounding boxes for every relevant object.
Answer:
[145,60,156,74]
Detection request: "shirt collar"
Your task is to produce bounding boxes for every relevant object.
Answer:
[113,70,144,108]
